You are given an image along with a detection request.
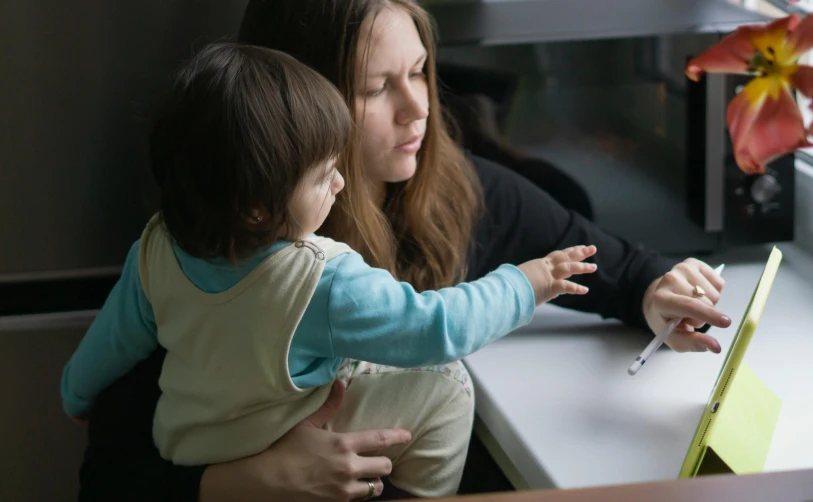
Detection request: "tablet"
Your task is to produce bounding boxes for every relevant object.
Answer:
[678,246,782,478]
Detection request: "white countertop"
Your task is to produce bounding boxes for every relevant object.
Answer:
[464,243,813,490]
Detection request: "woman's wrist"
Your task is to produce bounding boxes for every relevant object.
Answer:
[199,463,239,502]
[642,276,661,333]
[199,456,285,502]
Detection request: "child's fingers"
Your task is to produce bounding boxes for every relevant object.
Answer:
[562,245,597,262]
[553,280,589,296]
[548,245,595,265]
[553,261,597,280]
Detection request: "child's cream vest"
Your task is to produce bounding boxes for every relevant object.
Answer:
[137,214,352,465]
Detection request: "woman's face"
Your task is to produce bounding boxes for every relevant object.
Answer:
[354,7,429,187]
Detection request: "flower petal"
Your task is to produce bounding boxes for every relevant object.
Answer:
[789,14,813,60]
[726,78,810,174]
[685,28,754,81]
[789,64,813,99]
[788,65,813,136]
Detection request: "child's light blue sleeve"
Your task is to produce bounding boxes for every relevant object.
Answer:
[60,241,158,418]
[326,254,536,367]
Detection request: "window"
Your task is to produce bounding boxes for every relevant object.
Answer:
[728,0,811,16]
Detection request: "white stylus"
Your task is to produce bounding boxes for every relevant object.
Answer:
[627,263,725,376]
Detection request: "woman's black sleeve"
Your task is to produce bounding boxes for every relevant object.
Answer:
[466,154,679,329]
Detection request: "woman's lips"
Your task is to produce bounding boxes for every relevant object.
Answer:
[395,134,423,153]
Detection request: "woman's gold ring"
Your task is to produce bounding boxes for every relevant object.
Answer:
[360,480,375,501]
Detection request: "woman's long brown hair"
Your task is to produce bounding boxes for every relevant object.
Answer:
[239,0,483,291]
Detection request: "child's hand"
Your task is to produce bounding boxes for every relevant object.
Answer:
[518,245,598,306]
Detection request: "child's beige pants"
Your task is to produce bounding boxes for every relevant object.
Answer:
[328,360,475,498]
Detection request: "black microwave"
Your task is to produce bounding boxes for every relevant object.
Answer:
[428,0,796,257]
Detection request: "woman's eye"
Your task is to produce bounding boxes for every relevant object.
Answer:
[366,84,386,97]
[409,70,426,79]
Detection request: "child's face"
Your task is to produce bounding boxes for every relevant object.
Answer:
[288,157,344,239]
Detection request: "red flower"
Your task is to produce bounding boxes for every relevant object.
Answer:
[685,13,813,174]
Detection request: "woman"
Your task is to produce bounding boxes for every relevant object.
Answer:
[78,1,731,500]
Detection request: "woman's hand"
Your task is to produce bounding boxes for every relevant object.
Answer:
[643,258,732,353]
[199,379,411,502]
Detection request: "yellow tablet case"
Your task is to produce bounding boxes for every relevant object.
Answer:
[678,246,783,478]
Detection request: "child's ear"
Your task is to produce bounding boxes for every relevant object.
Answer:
[242,207,269,225]
[241,211,260,225]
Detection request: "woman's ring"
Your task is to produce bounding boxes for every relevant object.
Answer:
[360,480,375,501]
[692,285,706,298]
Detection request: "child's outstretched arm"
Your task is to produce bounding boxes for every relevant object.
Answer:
[60,241,158,421]
[324,246,596,368]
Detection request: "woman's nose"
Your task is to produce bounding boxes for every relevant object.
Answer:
[395,85,429,124]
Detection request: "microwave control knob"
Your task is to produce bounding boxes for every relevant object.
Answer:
[750,174,781,204]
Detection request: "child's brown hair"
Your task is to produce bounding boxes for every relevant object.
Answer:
[149,42,353,262]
